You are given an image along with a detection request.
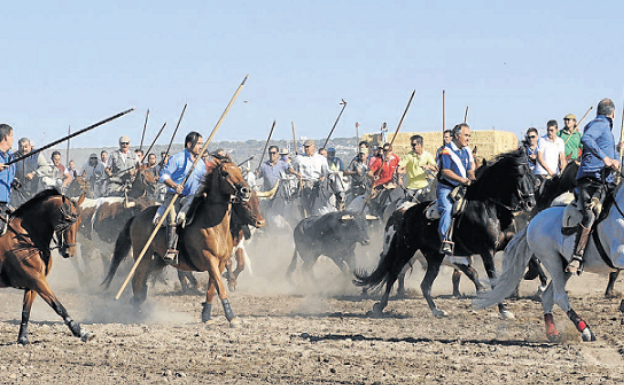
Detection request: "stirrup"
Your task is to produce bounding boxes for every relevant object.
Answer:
[566,257,582,275]
[440,240,454,256]
[163,250,178,265]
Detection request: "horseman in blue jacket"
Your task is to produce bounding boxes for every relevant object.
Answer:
[569,98,620,274]
[0,124,16,234]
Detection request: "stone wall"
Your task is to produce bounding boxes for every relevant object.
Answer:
[360,130,520,160]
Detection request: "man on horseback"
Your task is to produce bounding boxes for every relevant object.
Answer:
[291,139,329,217]
[155,131,206,264]
[558,113,583,161]
[257,145,293,191]
[0,124,16,234]
[105,135,139,196]
[367,143,400,215]
[568,98,620,274]
[398,134,437,203]
[40,151,72,193]
[326,148,346,209]
[437,123,475,256]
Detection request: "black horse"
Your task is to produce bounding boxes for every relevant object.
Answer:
[354,148,536,318]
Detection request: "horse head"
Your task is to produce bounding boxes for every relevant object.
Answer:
[504,147,536,211]
[66,171,94,199]
[212,156,251,204]
[56,194,84,258]
[130,163,157,198]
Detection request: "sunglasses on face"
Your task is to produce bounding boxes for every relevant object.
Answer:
[120,142,130,145]
[528,135,537,139]
[411,143,419,147]
[269,152,278,155]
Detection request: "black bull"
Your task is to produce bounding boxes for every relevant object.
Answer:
[286,211,371,280]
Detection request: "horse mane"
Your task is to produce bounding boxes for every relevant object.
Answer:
[198,156,233,197]
[469,147,529,199]
[12,188,62,218]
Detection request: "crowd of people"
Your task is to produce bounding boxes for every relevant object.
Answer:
[0,97,620,273]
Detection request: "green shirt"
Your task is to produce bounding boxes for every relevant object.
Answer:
[398,150,436,190]
[557,128,582,160]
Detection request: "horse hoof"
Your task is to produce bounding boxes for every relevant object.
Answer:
[229,317,242,328]
[433,309,447,318]
[547,333,562,343]
[582,328,596,342]
[500,310,515,320]
[80,332,96,343]
[16,338,29,346]
[452,291,462,298]
[372,303,385,317]
[204,319,217,327]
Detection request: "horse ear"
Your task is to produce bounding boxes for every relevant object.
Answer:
[473,146,478,156]
[81,170,86,178]
[77,193,86,206]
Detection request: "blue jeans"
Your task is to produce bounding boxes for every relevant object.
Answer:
[437,183,454,241]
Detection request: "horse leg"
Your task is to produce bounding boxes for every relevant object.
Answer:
[605,270,621,298]
[549,272,596,342]
[451,268,462,297]
[396,269,407,298]
[227,248,246,291]
[202,279,216,323]
[421,252,446,317]
[32,279,94,342]
[130,258,153,311]
[207,255,241,328]
[16,290,37,345]
[541,282,560,342]
[481,250,513,319]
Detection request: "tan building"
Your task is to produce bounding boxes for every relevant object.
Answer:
[361,130,520,161]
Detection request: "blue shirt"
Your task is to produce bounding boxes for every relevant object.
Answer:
[577,115,616,180]
[258,160,290,191]
[438,142,471,187]
[159,149,206,196]
[0,150,16,203]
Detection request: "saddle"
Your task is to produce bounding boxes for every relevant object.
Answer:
[425,186,467,221]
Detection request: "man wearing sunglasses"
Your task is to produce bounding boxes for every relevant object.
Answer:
[524,127,539,173]
[536,120,567,183]
[398,135,437,203]
[105,135,140,196]
[557,113,583,161]
[257,145,294,191]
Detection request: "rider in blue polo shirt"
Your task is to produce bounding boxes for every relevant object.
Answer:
[0,124,16,234]
[437,123,475,256]
[568,98,620,274]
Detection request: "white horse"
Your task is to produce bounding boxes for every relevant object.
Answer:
[474,182,624,342]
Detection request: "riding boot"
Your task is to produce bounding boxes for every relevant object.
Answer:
[567,224,591,275]
[163,224,179,265]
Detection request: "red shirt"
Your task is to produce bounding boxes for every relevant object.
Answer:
[369,154,400,187]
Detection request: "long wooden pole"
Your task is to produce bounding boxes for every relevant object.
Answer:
[618,98,624,184]
[163,103,188,162]
[464,106,469,124]
[256,120,276,173]
[442,90,446,146]
[575,106,593,131]
[139,109,149,153]
[8,108,135,166]
[291,122,298,156]
[355,122,360,148]
[66,126,70,166]
[389,90,416,148]
[322,99,347,149]
[115,75,249,300]
[140,122,168,165]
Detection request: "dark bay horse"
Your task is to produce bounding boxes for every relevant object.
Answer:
[103,157,265,327]
[0,189,93,344]
[354,149,536,318]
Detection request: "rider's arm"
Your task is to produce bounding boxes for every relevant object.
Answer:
[442,169,471,185]
[536,149,555,176]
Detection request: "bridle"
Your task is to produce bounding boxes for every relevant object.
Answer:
[52,196,79,254]
[218,163,251,204]
[488,160,535,212]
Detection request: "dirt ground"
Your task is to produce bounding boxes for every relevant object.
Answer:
[1,233,624,385]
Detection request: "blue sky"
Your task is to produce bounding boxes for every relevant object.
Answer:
[1,0,622,150]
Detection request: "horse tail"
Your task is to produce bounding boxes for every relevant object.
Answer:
[102,216,134,290]
[473,227,533,309]
[286,248,298,279]
[353,222,403,290]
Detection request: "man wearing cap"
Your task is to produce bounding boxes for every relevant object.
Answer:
[12,137,47,205]
[105,135,139,196]
[81,153,107,197]
[154,131,206,264]
[557,113,583,161]
[257,145,294,191]
[279,148,291,163]
[398,134,438,203]
[344,148,369,199]
[291,139,329,216]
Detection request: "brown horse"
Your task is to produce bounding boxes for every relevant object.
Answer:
[103,157,265,327]
[0,189,93,344]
